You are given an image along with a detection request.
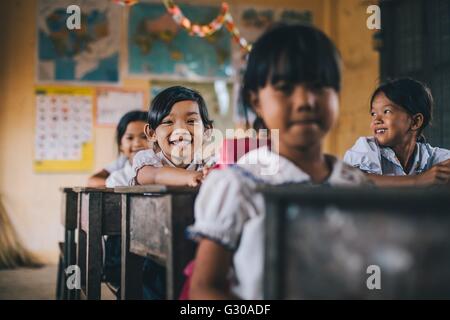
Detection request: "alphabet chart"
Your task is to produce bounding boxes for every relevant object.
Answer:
[34,86,94,172]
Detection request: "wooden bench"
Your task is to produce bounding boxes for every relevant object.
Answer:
[261,186,450,299]
[73,187,122,300]
[56,187,78,300]
[115,185,198,300]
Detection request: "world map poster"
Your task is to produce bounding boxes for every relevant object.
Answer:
[128,2,232,80]
[37,0,121,83]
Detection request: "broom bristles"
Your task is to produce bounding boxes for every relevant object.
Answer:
[0,197,44,269]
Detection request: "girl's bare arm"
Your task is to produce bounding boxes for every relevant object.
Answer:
[87,169,109,187]
[136,166,203,186]
[366,160,450,187]
[189,239,240,300]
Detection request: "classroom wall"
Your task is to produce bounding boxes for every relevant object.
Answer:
[0,0,378,263]
[333,0,380,157]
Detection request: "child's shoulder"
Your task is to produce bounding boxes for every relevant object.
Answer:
[343,137,382,174]
[330,156,372,186]
[133,149,162,166]
[347,136,380,153]
[131,149,164,173]
[419,142,450,165]
[106,161,133,188]
[104,154,128,173]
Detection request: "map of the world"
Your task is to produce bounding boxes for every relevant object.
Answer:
[37,0,120,83]
[128,2,232,80]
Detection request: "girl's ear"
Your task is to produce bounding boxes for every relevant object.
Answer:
[249,91,262,117]
[203,127,213,140]
[411,113,424,132]
[144,124,156,142]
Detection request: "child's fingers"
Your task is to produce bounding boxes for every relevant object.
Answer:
[436,165,450,175]
[435,167,450,183]
[438,159,450,167]
[189,180,199,187]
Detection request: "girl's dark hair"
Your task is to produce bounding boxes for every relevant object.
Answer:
[242,24,342,128]
[370,78,433,142]
[148,86,213,130]
[116,110,147,151]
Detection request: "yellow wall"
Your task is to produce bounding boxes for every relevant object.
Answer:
[333,0,380,157]
[0,0,378,263]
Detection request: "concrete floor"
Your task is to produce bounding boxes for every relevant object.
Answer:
[0,264,116,300]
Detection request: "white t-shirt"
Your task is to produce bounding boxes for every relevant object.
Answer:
[187,146,369,299]
[344,136,450,175]
[105,160,134,188]
[104,154,128,173]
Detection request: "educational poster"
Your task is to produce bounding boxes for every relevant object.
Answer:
[128,2,232,80]
[96,88,147,126]
[233,6,313,123]
[34,86,94,172]
[37,0,121,83]
[236,6,313,44]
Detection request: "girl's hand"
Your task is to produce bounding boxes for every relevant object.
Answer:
[186,171,204,187]
[202,166,215,180]
[414,159,450,186]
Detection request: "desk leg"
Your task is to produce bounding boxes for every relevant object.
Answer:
[76,230,86,299]
[74,193,83,300]
[65,230,76,299]
[85,192,103,300]
[121,194,143,300]
[167,195,196,300]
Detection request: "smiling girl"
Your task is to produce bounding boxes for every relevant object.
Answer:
[130,86,214,187]
[105,111,149,188]
[344,78,450,186]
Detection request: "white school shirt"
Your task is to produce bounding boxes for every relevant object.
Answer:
[187,146,369,300]
[105,160,134,188]
[344,136,450,175]
[130,149,208,185]
[104,154,127,173]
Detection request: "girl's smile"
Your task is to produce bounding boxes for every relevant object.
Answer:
[370,92,415,147]
[149,100,204,166]
[120,120,148,161]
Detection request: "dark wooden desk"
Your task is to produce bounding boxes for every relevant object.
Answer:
[115,185,198,300]
[73,187,121,300]
[57,187,78,300]
[260,186,450,299]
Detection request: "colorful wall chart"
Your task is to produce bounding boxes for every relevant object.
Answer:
[96,88,147,126]
[34,86,94,172]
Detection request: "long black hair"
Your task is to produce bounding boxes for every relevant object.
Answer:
[370,78,433,142]
[242,24,342,128]
[148,86,213,130]
[116,110,147,152]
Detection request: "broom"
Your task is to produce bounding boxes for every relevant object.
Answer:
[0,196,44,269]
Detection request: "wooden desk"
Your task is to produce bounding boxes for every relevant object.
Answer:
[115,185,198,300]
[73,187,121,300]
[260,186,450,299]
[57,187,78,300]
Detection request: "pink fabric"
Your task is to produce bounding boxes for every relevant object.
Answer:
[215,137,270,169]
[178,260,195,300]
[178,138,270,300]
